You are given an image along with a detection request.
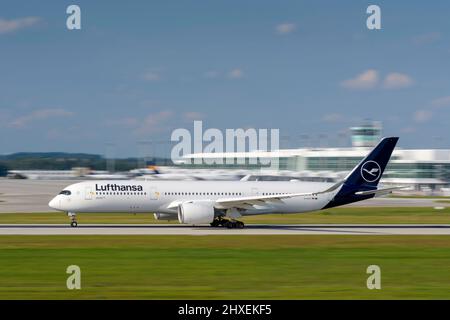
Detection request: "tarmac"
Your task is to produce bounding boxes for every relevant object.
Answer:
[0,224,449,235]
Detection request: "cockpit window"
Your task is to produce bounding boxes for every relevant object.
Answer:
[59,190,71,196]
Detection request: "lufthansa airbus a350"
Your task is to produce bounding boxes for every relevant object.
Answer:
[49,137,399,228]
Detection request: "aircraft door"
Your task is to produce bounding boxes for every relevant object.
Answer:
[85,186,93,200]
[251,188,259,196]
[149,186,159,200]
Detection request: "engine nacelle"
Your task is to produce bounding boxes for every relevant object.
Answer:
[153,212,178,221]
[178,201,215,224]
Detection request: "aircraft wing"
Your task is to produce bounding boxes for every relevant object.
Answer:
[215,192,316,210]
[215,180,346,210]
[354,186,404,197]
[167,180,346,211]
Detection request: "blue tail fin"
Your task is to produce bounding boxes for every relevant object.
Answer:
[344,137,398,187]
[323,137,399,209]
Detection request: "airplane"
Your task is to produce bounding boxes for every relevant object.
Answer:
[49,137,399,228]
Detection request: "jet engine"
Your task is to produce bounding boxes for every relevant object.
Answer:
[177,201,215,224]
[153,212,178,221]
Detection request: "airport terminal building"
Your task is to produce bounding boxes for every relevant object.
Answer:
[180,122,450,192]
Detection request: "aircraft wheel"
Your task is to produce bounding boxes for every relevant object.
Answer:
[210,220,220,227]
[237,221,245,229]
[226,221,234,229]
[70,221,78,228]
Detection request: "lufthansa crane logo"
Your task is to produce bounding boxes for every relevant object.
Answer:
[361,160,381,182]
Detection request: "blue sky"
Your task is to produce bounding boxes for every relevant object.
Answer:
[1,0,450,157]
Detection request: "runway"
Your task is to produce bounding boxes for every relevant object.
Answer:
[1,224,450,235]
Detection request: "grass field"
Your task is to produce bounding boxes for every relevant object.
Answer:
[0,235,450,299]
[1,207,450,224]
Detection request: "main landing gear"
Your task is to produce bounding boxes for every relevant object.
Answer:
[210,217,245,229]
[68,212,78,227]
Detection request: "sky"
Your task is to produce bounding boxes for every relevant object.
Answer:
[1,0,450,157]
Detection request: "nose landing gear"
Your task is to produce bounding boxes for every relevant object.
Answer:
[68,212,78,227]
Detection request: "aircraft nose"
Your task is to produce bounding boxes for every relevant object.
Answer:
[48,196,60,210]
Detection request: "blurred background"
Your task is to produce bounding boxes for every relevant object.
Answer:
[1,1,450,196]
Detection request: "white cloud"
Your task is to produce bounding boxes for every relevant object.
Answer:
[341,70,413,90]
[0,17,41,34]
[401,126,416,134]
[10,108,74,128]
[228,68,244,79]
[106,111,202,134]
[341,69,379,90]
[276,23,296,35]
[183,112,205,121]
[412,32,441,45]
[204,69,244,79]
[431,96,450,108]
[408,95,450,127]
[134,110,174,134]
[413,109,433,123]
[383,72,414,89]
[142,71,160,81]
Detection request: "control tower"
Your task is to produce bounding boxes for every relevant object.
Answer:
[350,121,382,148]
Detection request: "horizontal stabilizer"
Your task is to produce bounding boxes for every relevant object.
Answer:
[354,186,404,197]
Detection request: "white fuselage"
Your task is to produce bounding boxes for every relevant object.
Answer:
[49,180,338,216]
